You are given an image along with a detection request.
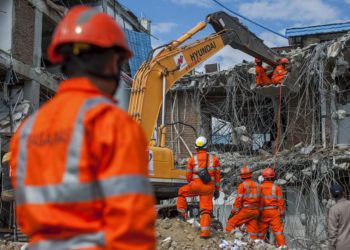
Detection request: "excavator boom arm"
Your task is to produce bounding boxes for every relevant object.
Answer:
[129,31,232,142]
[129,11,280,143]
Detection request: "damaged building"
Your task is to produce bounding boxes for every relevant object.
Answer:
[160,23,350,249]
[1,0,350,249]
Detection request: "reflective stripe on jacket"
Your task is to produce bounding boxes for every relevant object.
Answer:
[10,78,156,250]
[260,181,285,213]
[232,179,260,212]
[186,150,220,191]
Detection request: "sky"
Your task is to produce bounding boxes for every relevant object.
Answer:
[118,0,350,71]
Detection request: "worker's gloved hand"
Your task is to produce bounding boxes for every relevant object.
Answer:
[214,190,220,200]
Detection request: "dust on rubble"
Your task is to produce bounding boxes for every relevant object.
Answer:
[156,219,277,250]
[0,240,24,250]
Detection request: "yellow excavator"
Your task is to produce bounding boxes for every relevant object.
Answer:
[128,11,282,200]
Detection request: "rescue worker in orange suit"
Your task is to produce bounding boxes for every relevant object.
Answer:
[255,58,272,86]
[272,58,289,85]
[259,167,287,248]
[226,166,261,239]
[10,6,155,250]
[177,136,221,238]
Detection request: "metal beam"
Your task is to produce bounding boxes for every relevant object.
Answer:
[24,8,43,109]
[102,0,107,13]
[0,49,58,92]
[27,0,62,24]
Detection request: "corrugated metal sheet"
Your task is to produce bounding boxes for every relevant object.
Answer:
[124,29,152,77]
[286,22,350,38]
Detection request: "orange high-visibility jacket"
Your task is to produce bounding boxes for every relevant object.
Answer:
[260,181,285,214]
[10,78,156,250]
[256,65,271,86]
[186,150,220,191]
[272,65,288,84]
[232,179,261,213]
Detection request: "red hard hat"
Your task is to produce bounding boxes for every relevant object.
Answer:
[240,165,252,179]
[280,57,289,64]
[48,6,132,64]
[262,167,275,179]
[255,58,262,64]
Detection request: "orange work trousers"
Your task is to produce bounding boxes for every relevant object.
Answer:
[177,179,214,237]
[259,209,286,246]
[226,208,260,239]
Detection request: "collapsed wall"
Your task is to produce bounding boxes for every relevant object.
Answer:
[165,33,350,249]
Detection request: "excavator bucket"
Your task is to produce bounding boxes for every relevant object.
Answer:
[207,11,300,97]
[252,82,292,97]
[207,11,280,67]
[252,66,301,97]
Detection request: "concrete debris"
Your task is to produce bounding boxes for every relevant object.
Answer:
[258,149,272,157]
[299,213,306,226]
[285,173,294,181]
[275,179,287,185]
[232,126,252,145]
[331,109,347,120]
[156,219,276,250]
[0,100,31,135]
[292,142,303,150]
[220,239,285,250]
[301,167,312,176]
[0,240,24,250]
[336,162,349,170]
[203,145,350,190]
[300,145,315,155]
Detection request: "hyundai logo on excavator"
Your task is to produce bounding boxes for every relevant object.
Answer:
[189,41,217,63]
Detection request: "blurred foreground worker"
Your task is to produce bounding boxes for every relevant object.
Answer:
[259,167,287,247]
[10,6,155,250]
[328,184,350,250]
[255,58,271,86]
[272,58,289,85]
[177,136,221,238]
[226,166,261,239]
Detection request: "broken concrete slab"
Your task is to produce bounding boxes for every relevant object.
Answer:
[300,145,315,155]
[156,219,277,250]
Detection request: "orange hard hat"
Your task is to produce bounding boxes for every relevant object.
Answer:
[255,58,262,64]
[280,57,289,64]
[48,6,132,64]
[262,167,275,178]
[240,165,252,179]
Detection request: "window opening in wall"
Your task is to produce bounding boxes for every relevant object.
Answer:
[211,117,232,145]
[252,133,271,150]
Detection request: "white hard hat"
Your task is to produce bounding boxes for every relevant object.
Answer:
[258,175,264,184]
[195,136,207,149]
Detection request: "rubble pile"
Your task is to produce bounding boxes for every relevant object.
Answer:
[212,144,350,187]
[0,240,24,250]
[156,219,277,250]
